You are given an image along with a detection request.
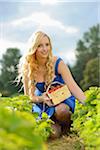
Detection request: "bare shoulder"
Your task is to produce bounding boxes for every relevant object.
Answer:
[53,56,64,65]
[58,59,69,74]
[53,55,65,66]
[53,56,58,63]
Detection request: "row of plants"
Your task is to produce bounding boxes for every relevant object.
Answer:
[0,95,53,150]
[0,87,99,149]
[72,87,100,150]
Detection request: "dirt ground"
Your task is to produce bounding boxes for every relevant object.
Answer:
[47,131,85,150]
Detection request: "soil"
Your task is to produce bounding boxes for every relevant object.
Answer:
[47,131,85,150]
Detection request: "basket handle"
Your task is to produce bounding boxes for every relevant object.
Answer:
[46,81,65,93]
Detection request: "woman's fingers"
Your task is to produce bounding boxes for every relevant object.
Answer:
[44,98,53,106]
[46,101,54,106]
[41,93,53,106]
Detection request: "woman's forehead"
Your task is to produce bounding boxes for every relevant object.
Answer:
[39,36,50,43]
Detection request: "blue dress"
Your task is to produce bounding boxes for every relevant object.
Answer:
[32,57,76,118]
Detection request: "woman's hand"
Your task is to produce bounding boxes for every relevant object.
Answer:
[41,93,54,107]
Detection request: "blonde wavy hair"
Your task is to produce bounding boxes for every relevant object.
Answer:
[18,31,55,98]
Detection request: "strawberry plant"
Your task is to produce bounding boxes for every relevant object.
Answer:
[0,95,53,150]
[72,87,100,150]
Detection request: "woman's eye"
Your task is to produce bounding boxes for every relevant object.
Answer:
[38,43,49,48]
[46,43,49,46]
[38,44,42,48]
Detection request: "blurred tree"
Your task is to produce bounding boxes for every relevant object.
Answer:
[0,48,22,96]
[71,24,100,90]
[80,57,99,90]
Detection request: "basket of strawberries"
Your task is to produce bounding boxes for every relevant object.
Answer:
[46,81,71,105]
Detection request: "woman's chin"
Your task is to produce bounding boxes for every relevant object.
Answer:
[41,54,48,58]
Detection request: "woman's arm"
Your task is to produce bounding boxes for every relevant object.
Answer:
[23,79,53,106]
[23,77,29,96]
[23,80,43,102]
[30,93,53,106]
[23,78,40,101]
[58,60,86,102]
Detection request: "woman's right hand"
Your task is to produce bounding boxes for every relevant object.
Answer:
[41,93,54,107]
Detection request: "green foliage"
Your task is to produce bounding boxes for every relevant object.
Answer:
[0,48,22,96]
[0,95,32,112]
[72,87,100,150]
[80,57,99,90]
[0,95,53,150]
[32,112,53,141]
[71,24,100,90]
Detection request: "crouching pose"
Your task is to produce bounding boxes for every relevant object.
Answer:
[18,31,86,138]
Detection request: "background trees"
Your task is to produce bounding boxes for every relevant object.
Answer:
[71,24,99,90]
[0,48,22,96]
[80,57,99,90]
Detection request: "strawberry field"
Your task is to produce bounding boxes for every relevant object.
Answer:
[0,87,100,150]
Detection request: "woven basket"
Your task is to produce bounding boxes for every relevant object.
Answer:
[46,81,71,105]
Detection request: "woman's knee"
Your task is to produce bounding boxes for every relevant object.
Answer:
[54,103,72,122]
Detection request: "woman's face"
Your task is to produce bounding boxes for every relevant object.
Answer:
[35,36,51,59]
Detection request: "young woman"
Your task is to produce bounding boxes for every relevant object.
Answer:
[18,31,86,138]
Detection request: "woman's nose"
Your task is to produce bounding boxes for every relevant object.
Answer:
[43,45,47,51]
